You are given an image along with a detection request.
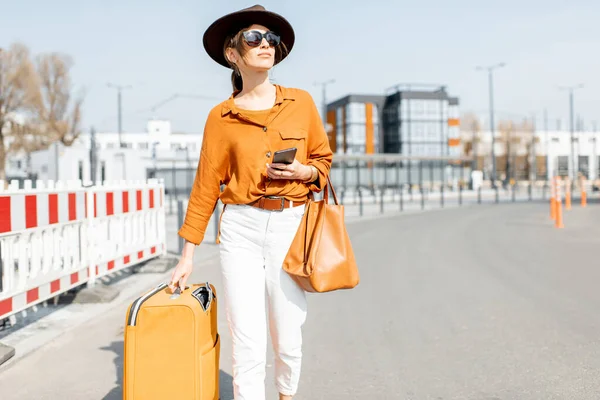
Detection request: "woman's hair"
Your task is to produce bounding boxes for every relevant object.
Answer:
[223,27,289,91]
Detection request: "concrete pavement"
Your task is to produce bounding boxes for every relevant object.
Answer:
[1,202,600,399]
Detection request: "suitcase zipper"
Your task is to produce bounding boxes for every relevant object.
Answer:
[127,283,168,326]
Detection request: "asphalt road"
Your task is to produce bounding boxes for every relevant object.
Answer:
[1,201,599,399]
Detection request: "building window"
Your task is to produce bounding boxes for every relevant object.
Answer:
[138,142,149,149]
[557,156,569,177]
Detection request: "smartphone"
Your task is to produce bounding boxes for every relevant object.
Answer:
[272,147,297,165]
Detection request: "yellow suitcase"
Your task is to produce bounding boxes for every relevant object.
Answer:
[123,282,220,400]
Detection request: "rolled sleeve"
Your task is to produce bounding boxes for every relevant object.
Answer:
[177,112,227,245]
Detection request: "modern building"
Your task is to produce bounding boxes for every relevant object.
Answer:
[325,84,461,159]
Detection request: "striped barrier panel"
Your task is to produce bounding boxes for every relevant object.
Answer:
[0,178,167,322]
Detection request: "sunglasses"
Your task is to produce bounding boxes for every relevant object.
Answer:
[242,30,281,47]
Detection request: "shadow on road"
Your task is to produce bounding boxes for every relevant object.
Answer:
[100,340,234,400]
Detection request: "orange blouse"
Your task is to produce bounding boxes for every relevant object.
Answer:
[178,84,334,246]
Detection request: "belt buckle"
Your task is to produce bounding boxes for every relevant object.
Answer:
[265,196,285,212]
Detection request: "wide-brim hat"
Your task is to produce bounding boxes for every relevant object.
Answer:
[202,4,295,69]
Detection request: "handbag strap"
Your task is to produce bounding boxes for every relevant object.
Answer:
[323,175,339,205]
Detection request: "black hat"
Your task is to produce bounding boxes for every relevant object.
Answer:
[202,4,295,69]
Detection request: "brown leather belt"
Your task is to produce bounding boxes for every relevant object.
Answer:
[248,196,306,212]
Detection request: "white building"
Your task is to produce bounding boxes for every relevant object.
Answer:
[6,120,204,184]
[470,129,600,181]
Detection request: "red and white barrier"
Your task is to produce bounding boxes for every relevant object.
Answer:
[0,178,166,322]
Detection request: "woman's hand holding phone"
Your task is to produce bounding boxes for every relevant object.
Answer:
[266,159,312,181]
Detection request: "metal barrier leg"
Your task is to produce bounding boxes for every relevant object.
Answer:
[400,184,404,211]
[358,189,363,217]
[177,200,184,254]
[542,184,547,200]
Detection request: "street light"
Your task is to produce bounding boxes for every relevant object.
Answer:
[107,83,133,148]
[559,83,584,185]
[476,62,506,188]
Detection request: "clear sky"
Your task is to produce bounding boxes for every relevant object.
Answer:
[2,0,599,134]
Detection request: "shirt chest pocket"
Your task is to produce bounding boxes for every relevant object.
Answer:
[278,129,308,163]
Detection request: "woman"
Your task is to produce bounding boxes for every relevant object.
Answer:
[171,5,333,400]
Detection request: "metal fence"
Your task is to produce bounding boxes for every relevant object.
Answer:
[150,153,566,216]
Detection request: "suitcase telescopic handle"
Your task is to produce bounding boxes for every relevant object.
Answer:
[169,285,189,300]
[168,283,213,301]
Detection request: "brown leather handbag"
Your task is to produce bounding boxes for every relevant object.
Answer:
[282,176,360,293]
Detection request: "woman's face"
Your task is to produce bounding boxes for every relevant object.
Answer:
[228,24,279,73]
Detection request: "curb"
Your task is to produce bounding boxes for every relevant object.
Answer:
[71,283,121,304]
[0,343,15,366]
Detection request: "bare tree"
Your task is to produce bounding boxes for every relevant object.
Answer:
[32,52,83,145]
[0,43,83,183]
[459,113,482,169]
[496,118,536,182]
[0,43,39,182]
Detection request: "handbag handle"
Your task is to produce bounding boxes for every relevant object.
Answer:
[324,175,339,205]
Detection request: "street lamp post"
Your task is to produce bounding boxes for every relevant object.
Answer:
[543,108,549,186]
[559,84,584,187]
[107,83,133,148]
[476,63,505,188]
[314,79,335,126]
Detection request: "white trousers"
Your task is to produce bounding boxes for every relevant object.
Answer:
[218,203,307,399]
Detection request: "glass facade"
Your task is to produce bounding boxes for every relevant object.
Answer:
[330,101,380,154]
[393,94,459,158]
[326,88,459,157]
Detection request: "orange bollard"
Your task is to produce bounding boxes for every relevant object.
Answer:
[550,176,557,220]
[555,177,564,229]
[565,178,572,210]
[550,176,556,220]
[580,177,587,207]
